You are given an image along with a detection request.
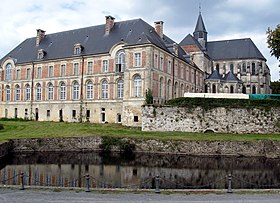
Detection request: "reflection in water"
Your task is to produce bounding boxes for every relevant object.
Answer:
[1,152,280,189]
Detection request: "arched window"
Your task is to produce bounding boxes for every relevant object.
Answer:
[25,84,31,101]
[73,81,79,100]
[133,75,141,97]
[86,81,93,99]
[6,85,11,101]
[230,85,234,93]
[216,64,220,73]
[230,64,234,72]
[36,83,42,101]
[174,82,178,98]
[116,50,125,72]
[101,80,109,99]
[252,63,256,75]
[181,84,184,97]
[15,85,20,101]
[167,79,172,99]
[5,63,12,81]
[242,86,246,94]
[252,85,256,94]
[117,79,124,98]
[212,84,216,93]
[60,82,66,100]
[48,83,54,100]
[159,77,163,98]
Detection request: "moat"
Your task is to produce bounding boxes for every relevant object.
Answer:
[1,151,280,189]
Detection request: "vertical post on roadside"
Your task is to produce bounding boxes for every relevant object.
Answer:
[227,173,232,193]
[155,175,160,194]
[20,172,25,190]
[85,174,90,192]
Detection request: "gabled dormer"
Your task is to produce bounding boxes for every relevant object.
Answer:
[73,43,83,55]
[37,49,46,60]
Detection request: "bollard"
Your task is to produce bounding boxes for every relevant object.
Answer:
[85,174,90,192]
[155,175,160,194]
[227,173,232,193]
[20,172,25,190]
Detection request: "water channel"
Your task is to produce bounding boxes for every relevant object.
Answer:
[1,152,280,189]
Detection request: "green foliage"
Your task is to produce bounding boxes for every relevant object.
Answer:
[145,88,153,105]
[271,82,280,94]
[267,24,280,60]
[99,136,135,153]
[0,117,30,122]
[166,97,280,110]
[0,124,4,130]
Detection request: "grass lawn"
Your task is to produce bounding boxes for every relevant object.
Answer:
[0,120,280,143]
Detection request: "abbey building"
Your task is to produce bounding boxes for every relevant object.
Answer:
[0,14,271,126]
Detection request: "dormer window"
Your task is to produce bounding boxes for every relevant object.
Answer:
[74,43,83,55]
[37,49,45,60]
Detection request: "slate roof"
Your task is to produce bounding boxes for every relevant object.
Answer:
[179,34,203,51]
[0,18,188,65]
[207,38,266,61]
[206,70,242,83]
[206,69,223,80]
[223,71,241,82]
[194,13,207,33]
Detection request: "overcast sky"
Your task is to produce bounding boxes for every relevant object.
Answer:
[0,0,279,80]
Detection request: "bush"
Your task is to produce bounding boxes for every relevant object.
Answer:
[99,136,135,153]
[0,124,3,130]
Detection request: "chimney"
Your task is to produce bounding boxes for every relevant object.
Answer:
[36,29,45,46]
[105,16,115,35]
[154,21,164,38]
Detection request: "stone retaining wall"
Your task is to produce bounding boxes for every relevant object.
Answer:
[142,106,280,134]
[8,136,280,158]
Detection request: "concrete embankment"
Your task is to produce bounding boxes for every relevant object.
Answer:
[0,136,278,158]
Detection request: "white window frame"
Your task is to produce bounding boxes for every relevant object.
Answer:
[48,83,54,100]
[5,63,12,81]
[37,67,42,79]
[61,64,66,77]
[87,61,93,75]
[48,66,53,78]
[86,81,93,99]
[134,53,141,67]
[117,79,124,99]
[73,81,79,100]
[134,75,141,97]
[25,84,31,101]
[60,82,66,100]
[6,86,11,101]
[74,63,79,76]
[101,80,108,99]
[15,85,20,101]
[36,84,42,101]
[102,60,108,73]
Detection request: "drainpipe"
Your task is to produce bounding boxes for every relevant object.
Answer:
[79,56,84,123]
[30,62,35,120]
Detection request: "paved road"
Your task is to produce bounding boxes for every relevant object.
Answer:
[1,188,280,203]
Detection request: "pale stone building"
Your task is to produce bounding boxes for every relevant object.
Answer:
[180,12,271,94]
[0,16,203,126]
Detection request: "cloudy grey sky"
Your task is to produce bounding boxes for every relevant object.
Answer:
[0,0,279,80]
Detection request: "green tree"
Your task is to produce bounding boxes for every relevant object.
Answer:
[145,88,153,104]
[271,81,280,94]
[267,24,280,60]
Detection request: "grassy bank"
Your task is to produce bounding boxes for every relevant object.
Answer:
[0,120,280,143]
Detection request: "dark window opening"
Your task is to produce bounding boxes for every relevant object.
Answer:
[47,110,50,117]
[5,109,8,118]
[14,108,18,119]
[35,108,39,121]
[72,110,76,119]
[101,112,105,122]
[59,109,63,122]
[242,86,246,94]
[230,86,234,93]
[101,108,105,111]
[133,169,137,176]
[134,116,139,122]
[25,109,28,119]
[117,114,121,123]
[86,110,90,118]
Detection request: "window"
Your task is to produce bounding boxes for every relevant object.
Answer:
[25,84,31,101]
[16,69,20,80]
[117,79,124,98]
[154,54,158,69]
[37,49,45,59]
[252,85,256,94]
[73,44,83,55]
[6,86,11,101]
[167,79,171,99]
[160,56,164,71]
[15,85,20,101]
[72,110,76,118]
[134,53,141,67]
[134,116,139,122]
[216,64,219,73]
[252,63,256,75]
[26,68,31,80]
[86,81,93,99]
[73,63,79,75]
[48,83,54,100]
[116,50,125,72]
[180,66,184,79]
[87,62,93,74]
[101,80,108,99]
[37,67,42,78]
[86,110,90,118]
[230,85,234,93]
[212,84,216,93]
[134,75,141,97]
[242,63,246,73]
[47,110,50,117]
[230,64,234,72]
[14,108,18,119]
[167,60,171,73]
[117,114,121,123]
[102,60,108,73]
[61,64,66,77]
[159,77,163,98]
[60,82,66,100]
[48,66,53,77]
[174,64,178,77]
[73,81,79,100]
[36,83,42,101]
[5,63,12,81]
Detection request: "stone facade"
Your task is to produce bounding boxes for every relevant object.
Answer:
[142,105,280,134]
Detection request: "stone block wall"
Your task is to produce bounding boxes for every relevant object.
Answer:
[142,105,280,134]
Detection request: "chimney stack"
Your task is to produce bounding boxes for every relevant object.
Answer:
[105,16,115,35]
[154,21,164,38]
[36,29,46,46]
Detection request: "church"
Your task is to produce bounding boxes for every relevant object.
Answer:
[0,13,271,126]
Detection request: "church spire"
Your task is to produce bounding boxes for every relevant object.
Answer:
[193,7,207,50]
